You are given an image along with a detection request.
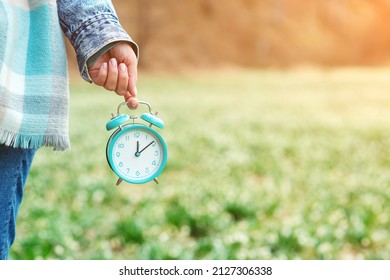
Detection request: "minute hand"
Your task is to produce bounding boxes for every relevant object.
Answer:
[139,141,155,154]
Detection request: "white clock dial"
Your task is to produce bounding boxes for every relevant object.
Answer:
[110,127,165,181]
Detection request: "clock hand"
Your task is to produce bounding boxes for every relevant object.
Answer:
[135,141,140,157]
[139,141,155,154]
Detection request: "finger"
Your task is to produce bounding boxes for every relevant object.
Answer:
[91,62,108,86]
[125,95,139,109]
[104,58,119,91]
[115,63,129,96]
[127,59,138,98]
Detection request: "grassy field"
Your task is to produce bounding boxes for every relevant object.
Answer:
[10,68,390,259]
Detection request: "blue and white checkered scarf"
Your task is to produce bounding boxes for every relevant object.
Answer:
[0,0,69,150]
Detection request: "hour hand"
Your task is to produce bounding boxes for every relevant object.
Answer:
[135,141,140,157]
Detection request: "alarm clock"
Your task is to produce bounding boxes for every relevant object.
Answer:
[105,101,168,185]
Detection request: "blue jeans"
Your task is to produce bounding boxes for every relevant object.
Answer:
[0,144,36,260]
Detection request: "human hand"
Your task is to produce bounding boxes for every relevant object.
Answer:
[88,42,138,109]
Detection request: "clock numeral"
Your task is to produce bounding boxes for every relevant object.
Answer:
[118,143,124,149]
[152,142,156,147]
[154,150,159,156]
[126,168,130,174]
[134,132,140,138]
[136,171,140,177]
[119,162,123,167]
[145,167,149,173]
[116,152,120,157]
[125,135,130,141]
[152,160,157,166]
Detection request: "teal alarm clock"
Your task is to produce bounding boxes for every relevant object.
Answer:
[106,101,168,185]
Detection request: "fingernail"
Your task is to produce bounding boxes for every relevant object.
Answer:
[119,63,126,72]
[131,99,138,108]
[102,62,107,70]
[110,58,117,67]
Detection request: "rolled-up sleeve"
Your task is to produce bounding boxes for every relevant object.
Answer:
[57,0,139,82]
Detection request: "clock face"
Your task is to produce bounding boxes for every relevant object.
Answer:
[107,125,167,184]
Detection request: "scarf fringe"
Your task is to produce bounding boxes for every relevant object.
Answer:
[0,129,70,151]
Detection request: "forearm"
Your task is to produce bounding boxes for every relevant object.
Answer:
[56,0,138,82]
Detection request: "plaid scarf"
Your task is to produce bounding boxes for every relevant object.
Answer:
[0,0,69,150]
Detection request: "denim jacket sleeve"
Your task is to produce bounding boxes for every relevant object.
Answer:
[56,0,139,82]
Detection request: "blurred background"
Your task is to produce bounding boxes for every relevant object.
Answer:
[12,0,390,260]
[66,0,390,73]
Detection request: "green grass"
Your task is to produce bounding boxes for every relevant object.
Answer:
[10,67,390,259]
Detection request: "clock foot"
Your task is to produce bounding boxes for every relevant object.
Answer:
[154,178,159,184]
[116,178,123,186]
